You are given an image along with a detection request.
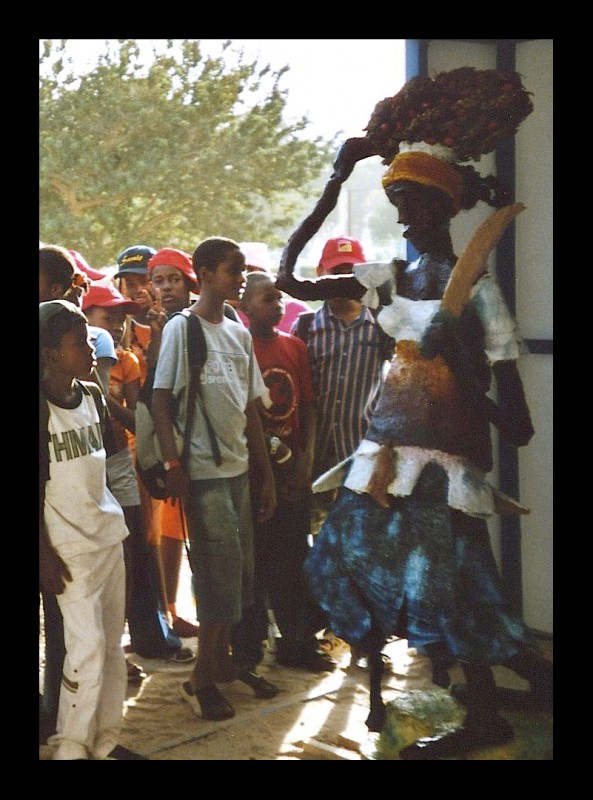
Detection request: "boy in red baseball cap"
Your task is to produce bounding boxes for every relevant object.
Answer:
[317,236,366,275]
[82,283,141,344]
[144,247,202,640]
[292,235,394,491]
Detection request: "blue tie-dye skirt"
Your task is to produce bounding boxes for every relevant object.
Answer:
[304,461,536,669]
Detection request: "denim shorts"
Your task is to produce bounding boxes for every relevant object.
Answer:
[184,472,254,624]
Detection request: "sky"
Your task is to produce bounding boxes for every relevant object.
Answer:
[40,39,408,265]
[42,39,406,142]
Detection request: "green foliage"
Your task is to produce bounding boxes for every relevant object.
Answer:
[40,39,336,265]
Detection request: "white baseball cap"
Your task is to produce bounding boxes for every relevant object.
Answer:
[239,242,273,274]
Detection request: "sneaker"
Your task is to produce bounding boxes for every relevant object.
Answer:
[276,649,337,673]
[167,647,196,664]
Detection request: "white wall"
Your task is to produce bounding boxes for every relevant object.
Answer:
[515,40,553,634]
[424,40,553,633]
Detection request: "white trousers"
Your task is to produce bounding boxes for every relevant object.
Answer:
[48,543,127,760]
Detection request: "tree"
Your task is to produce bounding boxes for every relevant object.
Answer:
[39,39,336,265]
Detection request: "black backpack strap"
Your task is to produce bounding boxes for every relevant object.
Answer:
[79,380,118,457]
[294,311,315,344]
[182,312,222,467]
[185,310,207,371]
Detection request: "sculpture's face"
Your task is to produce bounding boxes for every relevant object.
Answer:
[384,181,454,255]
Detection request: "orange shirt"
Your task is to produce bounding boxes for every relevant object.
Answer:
[110,347,141,452]
[130,320,152,386]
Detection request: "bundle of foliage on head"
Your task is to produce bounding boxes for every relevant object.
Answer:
[364,66,533,164]
[40,39,336,265]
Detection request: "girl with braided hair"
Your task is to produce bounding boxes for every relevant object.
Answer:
[277,68,552,760]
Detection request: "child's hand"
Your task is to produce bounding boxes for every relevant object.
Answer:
[164,464,190,501]
[146,289,167,330]
[129,287,154,313]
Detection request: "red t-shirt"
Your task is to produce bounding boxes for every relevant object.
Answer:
[251,330,315,453]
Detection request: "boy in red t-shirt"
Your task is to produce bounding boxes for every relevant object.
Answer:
[231,272,337,674]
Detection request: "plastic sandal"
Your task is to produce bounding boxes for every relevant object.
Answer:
[180,681,235,721]
[238,670,280,699]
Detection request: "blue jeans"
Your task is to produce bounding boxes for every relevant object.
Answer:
[123,504,183,658]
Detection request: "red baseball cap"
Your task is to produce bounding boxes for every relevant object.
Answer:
[147,247,199,292]
[81,282,141,314]
[319,237,366,272]
[69,249,108,282]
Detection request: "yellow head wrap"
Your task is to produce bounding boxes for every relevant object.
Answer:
[382,150,463,212]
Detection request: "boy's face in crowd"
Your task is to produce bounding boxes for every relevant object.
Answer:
[46,321,96,381]
[200,249,246,304]
[244,279,285,329]
[317,261,354,277]
[150,266,190,314]
[85,306,128,348]
[119,273,153,317]
[39,271,67,303]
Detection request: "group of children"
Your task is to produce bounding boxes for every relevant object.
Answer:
[41,65,552,762]
[40,234,355,756]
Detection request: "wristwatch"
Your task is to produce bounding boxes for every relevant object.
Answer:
[163,459,182,471]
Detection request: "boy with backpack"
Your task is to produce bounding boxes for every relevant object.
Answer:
[152,237,276,721]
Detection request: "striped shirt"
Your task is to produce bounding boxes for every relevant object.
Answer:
[292,303,395,474]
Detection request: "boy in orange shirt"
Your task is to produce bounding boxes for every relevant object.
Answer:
[115,245,200,638]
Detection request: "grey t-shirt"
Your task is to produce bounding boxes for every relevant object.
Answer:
[153,312,267,480]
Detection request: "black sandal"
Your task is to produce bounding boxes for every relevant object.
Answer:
[238,670,280,699]
[196,685,235,721]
